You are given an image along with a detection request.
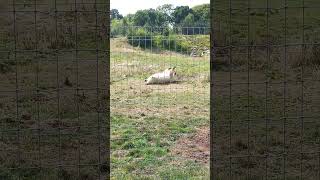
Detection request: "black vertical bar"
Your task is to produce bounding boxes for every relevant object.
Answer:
[13,0,20,179]
[300,0,305,179]
[283,0,288,179]
[74,0,80,177]
[106,1,111,179]
[266,0,270,179]
[247,0,251,179]
[34,0,41,176]
[229,0,233,178]
[94,0,101,179]
[210,0,215,178]
[54,0,62,175]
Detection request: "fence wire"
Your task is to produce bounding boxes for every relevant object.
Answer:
[211,0,320,179]
[0,1,109,179]
[110,26,210,178]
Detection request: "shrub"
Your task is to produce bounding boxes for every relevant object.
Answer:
[126,27,209,55]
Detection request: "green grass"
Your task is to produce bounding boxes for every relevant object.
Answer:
[111,115,209,179]
[111,38,210,83]
[111,37,210,179]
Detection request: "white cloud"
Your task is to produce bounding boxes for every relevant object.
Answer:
[111,0,210,16]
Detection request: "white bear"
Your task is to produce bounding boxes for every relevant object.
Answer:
[145,67,177,85]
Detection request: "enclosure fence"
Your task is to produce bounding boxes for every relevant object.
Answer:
[2,0,320,179]
[0,1,109,179]
[211,0,320,179]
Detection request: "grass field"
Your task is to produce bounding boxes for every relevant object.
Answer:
[110,37,210,179]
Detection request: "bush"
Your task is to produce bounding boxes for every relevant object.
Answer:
[126,27,209,55]
[111,19,128,38]
[127,27,152,48]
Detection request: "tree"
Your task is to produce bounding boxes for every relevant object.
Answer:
[172,6,192,25]
[125,14,135,24]
[110,9,123,20]
[133,9,168,27]
[111,19,122,37]
[133,10,149,26]
[181,13,195,34]
[192,4,210,27]
[110,3,210,37]
[182,13,195,27]
[156,4,174,25]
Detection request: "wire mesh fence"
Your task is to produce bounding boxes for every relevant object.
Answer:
[0,0,109,179]
[110,26,210,178]
[211,0,320,179]
[2,0,320,179]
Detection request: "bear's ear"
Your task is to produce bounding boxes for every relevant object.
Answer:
[172,66,176,70]
[167,67,172,70]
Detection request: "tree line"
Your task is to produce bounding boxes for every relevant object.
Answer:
[111,4,210,37]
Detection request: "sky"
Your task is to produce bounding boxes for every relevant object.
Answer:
[111,0,210,16]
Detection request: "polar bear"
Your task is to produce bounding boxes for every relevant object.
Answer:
[145,67,177,85]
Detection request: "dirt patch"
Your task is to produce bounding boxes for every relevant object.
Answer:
[171,127,209,164]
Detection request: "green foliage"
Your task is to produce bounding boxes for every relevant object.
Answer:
[172,6,193,25]
[181,13,195,27]
[110,4,210,37]
[111,19,126,37]
[192,4,210,27]
[126,28,209,55]
[172,4,210,28]
[133,9,168,27]
[127,27,152,48]
[133,10,149,26]
[156,4,174,24]
[110,9,123,20]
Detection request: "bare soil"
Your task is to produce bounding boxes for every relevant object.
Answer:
[171,127,209,164]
